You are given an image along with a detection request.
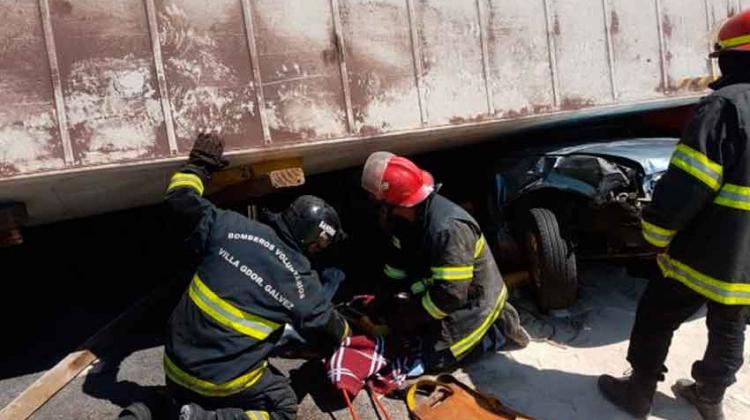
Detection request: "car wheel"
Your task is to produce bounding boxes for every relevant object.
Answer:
[523,208,578,311]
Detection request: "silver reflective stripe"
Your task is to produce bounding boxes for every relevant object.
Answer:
[671,146,722,190]
[658,256,750,303]
[717,190,750,203]
[714,184,750,211]
[641,220,675,247]
[643,230,672,243]
[189,279,277,339]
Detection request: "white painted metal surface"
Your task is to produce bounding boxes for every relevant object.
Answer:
[0,0,741,224]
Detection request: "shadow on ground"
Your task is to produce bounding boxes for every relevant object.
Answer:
[513,262,706,349]
[464,352,700,420]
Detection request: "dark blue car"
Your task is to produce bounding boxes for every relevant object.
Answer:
[489,138,678,310]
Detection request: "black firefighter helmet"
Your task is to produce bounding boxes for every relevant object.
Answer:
[282,195,346,251]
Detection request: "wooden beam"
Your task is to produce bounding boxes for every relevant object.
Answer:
[0,280,178,420]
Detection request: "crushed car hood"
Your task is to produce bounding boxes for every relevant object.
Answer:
[494,138,678,205]
[546,138,678,176]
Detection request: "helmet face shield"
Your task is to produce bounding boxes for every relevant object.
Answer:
[361,151,435,207]
[362,151,394,200]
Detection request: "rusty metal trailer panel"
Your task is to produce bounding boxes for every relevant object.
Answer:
[0,0,745,225]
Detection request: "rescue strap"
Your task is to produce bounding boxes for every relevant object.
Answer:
[167,172,205,195]
[641,220,676,248]
[658,254,750,305]
[449,282,508,357]
[164,355,267,397]
[714,183,750,211]
[341,383,394,420]
[670,144,723,191]
[342,389,361,420]
[189,274,281,341]
[718,34,750,50]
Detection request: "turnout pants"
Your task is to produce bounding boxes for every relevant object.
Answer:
[167,364,298,420]
[627,273,750,392]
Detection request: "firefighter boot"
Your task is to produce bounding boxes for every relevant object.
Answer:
[118,402,152,420]
[597,372,657,418]
[179,404,250,420]
[672,379,725,420]
[497,303,531,348]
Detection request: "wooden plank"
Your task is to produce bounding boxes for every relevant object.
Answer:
[0,280,178,420]
[0,350,99,420]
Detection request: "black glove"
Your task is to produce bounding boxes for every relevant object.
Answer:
[183,132,229,178]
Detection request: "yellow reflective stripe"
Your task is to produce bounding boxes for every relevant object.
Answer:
[474,235,486,259]
[167,172,205,195]
[164,355,266,397]
[189,275,281,340]
[431,266,474,281]
[383,264,407,280]
[658,254,750,305]
[641,220,676,248]
[450,283,508,357]
[391,236,401,249]
[719,34,750,49]
[670,144,723,191]
[421,292,448,319]
[714,183,750,211]
[245,411,270,420]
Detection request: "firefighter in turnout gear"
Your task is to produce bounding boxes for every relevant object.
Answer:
[598,10,750,420]
[360,152,530,372]
[163,133,350,420]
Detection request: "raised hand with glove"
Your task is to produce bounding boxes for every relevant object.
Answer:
[181,132,229,180]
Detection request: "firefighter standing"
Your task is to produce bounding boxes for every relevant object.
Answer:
[360,152,530,373]
[598,10,750,420]
[163,133,350,420]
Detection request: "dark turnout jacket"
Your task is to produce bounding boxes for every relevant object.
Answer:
[641,77,750,305]
[381,193,508,359]
[163,171,348,397]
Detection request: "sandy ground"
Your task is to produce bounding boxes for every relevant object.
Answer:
[3,263,749,420]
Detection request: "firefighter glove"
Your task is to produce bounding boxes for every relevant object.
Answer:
[187,132,229,175]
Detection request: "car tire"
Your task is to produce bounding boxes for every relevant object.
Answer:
[523,208,578,311]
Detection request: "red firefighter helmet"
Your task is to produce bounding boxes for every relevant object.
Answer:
[711,9,750,57]
[361,152,435,208]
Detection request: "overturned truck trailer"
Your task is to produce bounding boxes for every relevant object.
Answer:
[0,0,744,230]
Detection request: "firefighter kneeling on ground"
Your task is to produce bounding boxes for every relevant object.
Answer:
[123,133,350,420]
[598,9,750,420]
[358,151,531,375]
